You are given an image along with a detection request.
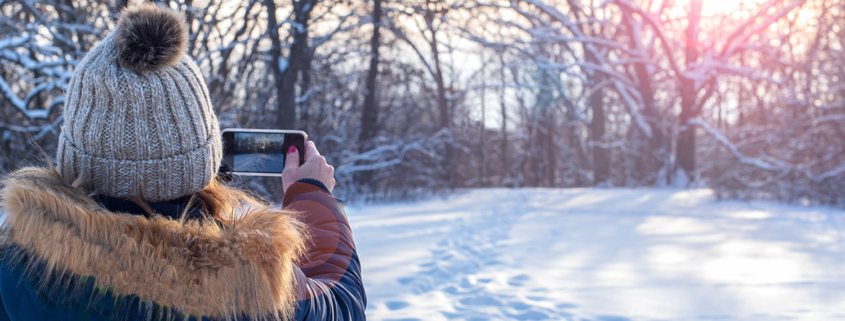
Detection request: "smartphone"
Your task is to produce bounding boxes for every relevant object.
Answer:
[220,129,307,177]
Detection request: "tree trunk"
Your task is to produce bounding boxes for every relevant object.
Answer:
[430,37,452,187]
[676,0,702,183]
[590,86,608,185]
[566,0,608,186]
[636,63,665,184]
[618,12,667,185]
[359,0,382,152]
[478,75,488,187]
[424,1,452,186]
[299,45,313,132]
[271,0,315,130]
[498,55,509,185]
[184,0,194,35]
[543,109,555,187]
[429,31,448,129]
[358,0,382,188]
[500,77,509,185]
[585,50,608,185]
[264,0,286,127]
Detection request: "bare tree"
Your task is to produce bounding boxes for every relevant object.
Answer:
[4,0,844,205]
[359,0,382,152]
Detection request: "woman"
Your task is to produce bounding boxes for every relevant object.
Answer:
[0,4,365,321]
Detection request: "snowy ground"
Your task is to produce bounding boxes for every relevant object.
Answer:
[346,188,845,321]
[233,153,286,172]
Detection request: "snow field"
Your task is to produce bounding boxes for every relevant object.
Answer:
[346,188,845,320]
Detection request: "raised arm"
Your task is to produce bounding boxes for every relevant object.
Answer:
[282,142,366,321]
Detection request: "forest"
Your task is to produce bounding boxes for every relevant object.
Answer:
[2,0,844,204]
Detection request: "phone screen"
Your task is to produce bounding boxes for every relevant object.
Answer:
[221,131,305,174]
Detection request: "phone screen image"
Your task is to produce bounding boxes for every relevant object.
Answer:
[232,132,287,173]
[223,131,305,174]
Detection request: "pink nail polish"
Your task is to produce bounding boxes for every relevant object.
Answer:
[288,146,296,154]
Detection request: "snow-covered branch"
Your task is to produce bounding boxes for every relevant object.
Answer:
[689,118,779,171]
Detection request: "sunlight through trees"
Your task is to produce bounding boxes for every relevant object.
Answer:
[1,0,841,205]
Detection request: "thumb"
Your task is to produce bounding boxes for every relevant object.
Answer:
[284,146,300,172]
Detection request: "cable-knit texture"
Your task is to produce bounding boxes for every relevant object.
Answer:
[56,5,221,202]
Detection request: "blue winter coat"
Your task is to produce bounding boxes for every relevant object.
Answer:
[0,167,365,320]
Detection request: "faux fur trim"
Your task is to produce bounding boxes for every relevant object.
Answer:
[0,167,306,320]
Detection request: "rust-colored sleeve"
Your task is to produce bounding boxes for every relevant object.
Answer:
[283,181,366,321]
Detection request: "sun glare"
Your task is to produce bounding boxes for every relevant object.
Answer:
[702,0,766,16]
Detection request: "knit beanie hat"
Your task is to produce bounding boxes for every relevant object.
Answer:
[57,4,222,202]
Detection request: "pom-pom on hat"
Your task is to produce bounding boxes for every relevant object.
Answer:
[57,4,222,202]
[112,4,189,72]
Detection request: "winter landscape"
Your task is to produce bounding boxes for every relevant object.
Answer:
[350,188,845,320]
[4,0,845,319]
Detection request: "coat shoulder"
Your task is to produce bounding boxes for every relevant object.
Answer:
[0,166,306,320]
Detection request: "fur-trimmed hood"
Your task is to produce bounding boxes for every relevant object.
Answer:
[0,166,307,320]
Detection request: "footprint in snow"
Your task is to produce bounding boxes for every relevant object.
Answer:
[385,301,410,310]
[508,274,531,286]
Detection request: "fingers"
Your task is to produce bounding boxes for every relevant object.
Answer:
[284,146,300,173]
[305,140,321,161]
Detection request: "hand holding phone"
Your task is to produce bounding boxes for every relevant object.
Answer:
[282,141,336,194]
[221,129,306,177]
